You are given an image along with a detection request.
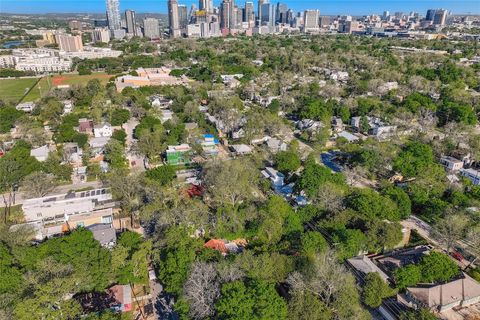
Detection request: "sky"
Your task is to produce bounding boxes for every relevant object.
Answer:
[0,0,479,15]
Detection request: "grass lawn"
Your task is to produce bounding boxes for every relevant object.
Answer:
[0,78,39,104]
[22,76,52,102]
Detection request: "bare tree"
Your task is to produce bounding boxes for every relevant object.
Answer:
[432,213,469,253]
[183,262,220,319]
[21,172,57,198]
[288,251,348,303]
[465,226,480,268]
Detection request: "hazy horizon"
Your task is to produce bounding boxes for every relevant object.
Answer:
[1,0,479,16]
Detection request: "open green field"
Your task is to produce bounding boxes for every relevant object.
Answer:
[0,78,40,103]
[0,73,114,103]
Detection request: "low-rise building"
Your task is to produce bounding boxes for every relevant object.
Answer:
[16,102,36,112]
[0,55,15,68]
[402,273,480,313]
[166,144,192,165]
[94,123,113,138]
[89,137,111,156]
[21,188,113,223]
[440,156,464,171]
[30,145,49,162]
[460,168,480,185]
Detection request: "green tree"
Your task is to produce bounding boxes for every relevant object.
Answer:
[110,108,131,126]
[393,142,434,178]
[145,165,176,186]
[300,231,328,257]
[394,264,422,290]
[419,252,459,283]
[111,129,127,145]
[275,150,301,173]
[347,188,398,220]
[288,291,332,320]
[362,272,396,308]
[216,280,287,320]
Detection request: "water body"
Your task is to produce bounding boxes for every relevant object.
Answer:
[2,41,25,49]
[2,0,479,15]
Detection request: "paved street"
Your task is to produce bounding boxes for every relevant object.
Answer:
[123,117,145,172]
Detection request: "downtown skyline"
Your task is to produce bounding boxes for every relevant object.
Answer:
[1,0,479,15]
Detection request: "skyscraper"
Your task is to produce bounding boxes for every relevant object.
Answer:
[178,5,188,29]
[260,2,275,26]
[125,10,136,36]
[168,0,181,38]
[433,9,448,25]
[199,0,212,13]
[143,18,160,39]
[303,10,320,31]
[244,2,254,24]
[276,3,288,23]
[106,0,121,30]
[426,9,436,21]
[220,0,233,29]
[257,0,266,25]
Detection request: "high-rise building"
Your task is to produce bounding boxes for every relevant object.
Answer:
[235,6,243,28]
[178,5,188,28]
[94,20,109,27]
[168,0,182,38]
[199,0,213,13]
[244,2,254,24]
[220,0,233,29]
[276,3,288,23]
[426,9,436,21]
[303,10,320,31]
[106,0,121,30]
[433,9,448,25]
[319,16,331,28]
[125,10,137,36]
[92,28,111,43]
[143,18,160,39]
[260,3,275,26]
[56,34,83,52]
[383,11,390,20]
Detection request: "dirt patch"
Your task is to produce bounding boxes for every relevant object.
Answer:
[52,76,67,86]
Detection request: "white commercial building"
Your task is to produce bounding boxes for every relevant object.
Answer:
[304,10,320,32]
[0,55,15,68]
[143,18,160,39]
[21,188,113,223]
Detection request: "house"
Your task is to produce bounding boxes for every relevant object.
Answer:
[351,116,397,138]
[230,144,253,156]
[265,138,287,153]
[160,109,174,123]
[89,137,110,156]
[402,273,480,313]
[78,118,94,134]
[440,156,464,171]
[166,144,191,165]
[108,285,132,312]
[347,255,390,283]
[370,125,397,139]
[30,145,49,162]
[201,134,219,157]
[460,168,480,186]
[332,117,345,132]
[204,238,247,256]
[261,167,285,187]
[296,119,324,133]
[86,223,116,248]
[94,123,113,138]
[62,100,73,114]
[16,102,35,112]
[336,131,360,143]
[150,95,173,109]
[63,142,83,163]
[74,166,87,182]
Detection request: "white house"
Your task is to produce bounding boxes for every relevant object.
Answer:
[30,145,49,162]
[16,102,36,112]
[62,100,74,114]
[261,167,285,187]
[440,156,464,171]
[94,123,113,138]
